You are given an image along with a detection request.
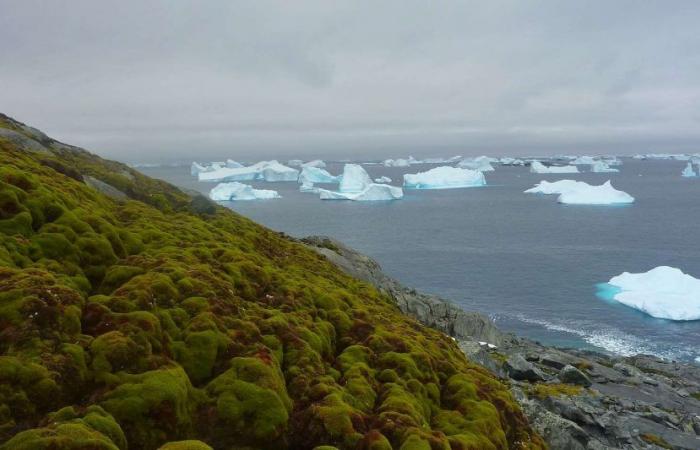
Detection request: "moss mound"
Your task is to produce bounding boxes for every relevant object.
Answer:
[0,114,544,449]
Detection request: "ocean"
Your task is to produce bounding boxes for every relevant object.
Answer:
[140,158,700,363]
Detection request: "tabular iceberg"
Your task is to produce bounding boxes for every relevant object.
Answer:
[319,184,403,201]
[374,176,392,183]
[457,156,495,172]
[530,161,579,174]
[557,181,634,205]
[383,158,411,167]
[209,182,281,201]
[590,161,619,173]
[403,166,486,189]
[499,157,525,166]
[598,266,700,321]
[339,164,373,192]
[198,160,299,183]
[681,162,698,177]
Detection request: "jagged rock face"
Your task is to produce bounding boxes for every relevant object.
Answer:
[558,365,592,387]
[0,115,544,450]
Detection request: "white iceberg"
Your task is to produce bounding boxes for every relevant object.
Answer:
[457,156,495,172]
[191,162,209,176]
[403,166,486,189]
[374,176,392,183]
[339,164,373,192]
[198,160,299,183]
[226,159,244,168]
[570,156,597,165]
[557,180,634,205]
[499,157,525,166]
[287,159,304,167]
[319,183,403,201]
[301,159,326,168]
[681,162,698,178]
[524,180,589,195]
[599,266,700,321]
[298,166,339,185]
[530,161,579,174]
[209,182,281,201]
[422,155,463,164]
[590,161,619,173]
[383,158,411,167]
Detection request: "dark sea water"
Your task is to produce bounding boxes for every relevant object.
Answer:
[141,159,700,363]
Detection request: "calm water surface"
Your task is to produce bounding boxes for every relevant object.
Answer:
[142,159,700,362]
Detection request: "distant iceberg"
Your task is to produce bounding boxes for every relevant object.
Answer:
[209,182,281,201]
[681,162,698,177]
[590,161,619,173]
[301,159,326,168]
[191,162,209,176]
[339,164,374,192]
[374,176,392,183]
[530,161,579,174]
[319,183,403,201]
[499,157,525,166]
[457,156,495,172]
[383,158,411,167]
[198,160,299,183]
[404,166,486,189]
[226,159,244,168]
[287,159,304,167]
[422,155,463,164]
[557,181,634,205]
[524,180,589,195]
[570,156,597,165]
[598,266,700,321]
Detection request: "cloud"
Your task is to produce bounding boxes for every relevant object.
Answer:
[1,0,699,161]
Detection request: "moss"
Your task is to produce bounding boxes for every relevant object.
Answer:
[640,433,672,449]
[0,127,544,449]
[158,440,213,450]
[691,392,700,401]
[529,383,584,400]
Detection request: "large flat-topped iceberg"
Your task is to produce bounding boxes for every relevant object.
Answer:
[558,181,634,205]
[598,266,700,321]
[319,183,403,201]
[530,161,579,174]
[339,164,373,192]
[526,180,634,205]
[209,182,281,201]
[403,166,486,189]
[198,160,299,183]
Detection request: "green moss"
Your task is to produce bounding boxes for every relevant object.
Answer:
[640,433,672,449]
[158,440,213,450]
[528,383,584,400]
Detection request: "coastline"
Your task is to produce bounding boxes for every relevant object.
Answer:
[304,235,700,449]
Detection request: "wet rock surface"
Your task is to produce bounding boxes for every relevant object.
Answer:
[306,236,700,450]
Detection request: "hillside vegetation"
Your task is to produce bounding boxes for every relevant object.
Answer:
[0,114,544,449]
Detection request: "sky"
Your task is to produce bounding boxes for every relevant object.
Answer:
[1,0,699,163]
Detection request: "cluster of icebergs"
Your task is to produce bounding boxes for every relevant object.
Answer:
[529,157,620,174]
[597,266,700,321]
[525,180,634,205]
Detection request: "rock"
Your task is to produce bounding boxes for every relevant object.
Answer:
[540,353,568,370]
[505,354,547,381]
[559,365,592,387]
[613,362,640,378]
[83,175,128,201]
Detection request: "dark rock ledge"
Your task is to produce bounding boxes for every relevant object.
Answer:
[303,236,700,450]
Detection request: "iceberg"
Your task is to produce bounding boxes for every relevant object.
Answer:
[383,158,411,167]
[198,160,299,183]
[403,166,486,189]
[319,183,403,201]
[590,161,619,173]
[529,161,579,174]
[374,176,392,183]
[191,162,209,176]
[681,162,698,177]
[209,182,281,201]
[570,156,597,165]
[287,159,304,167]
[422,155,463,164]
[557,180,634,205]
[598,266,700,321]
[524,180,589,195]
[226,159,244,168]
[301,159,326,168]
[457,156,495,172]
[298,166,339,185]
[499,157,525,166]
[339,164,373,192]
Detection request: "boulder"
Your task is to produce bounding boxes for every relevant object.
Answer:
[559,365,592,387]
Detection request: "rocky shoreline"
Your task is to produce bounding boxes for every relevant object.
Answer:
[304,236,700,450]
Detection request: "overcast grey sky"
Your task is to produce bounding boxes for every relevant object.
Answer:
[2,1,699,162]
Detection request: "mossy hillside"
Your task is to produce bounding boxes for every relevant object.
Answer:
[0,123,544,449]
